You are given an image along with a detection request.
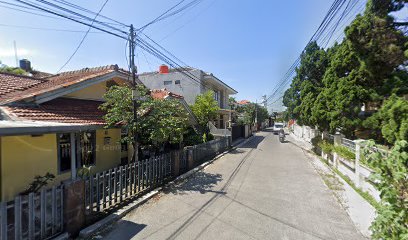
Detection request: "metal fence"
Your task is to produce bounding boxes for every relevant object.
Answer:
[85,153,173,214]
[0,185,64,240]
[190,137,229,166]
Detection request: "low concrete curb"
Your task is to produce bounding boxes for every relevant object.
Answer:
[77,135,255,239]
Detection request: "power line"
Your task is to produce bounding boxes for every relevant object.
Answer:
[265,0,367,109]
[14,0,127,40]
[57,0,111,72]
[49,0,128,27]
[0,23,102,33]
[137,0,203,32]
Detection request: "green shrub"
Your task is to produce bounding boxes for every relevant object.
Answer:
[363,140,408,239]
[333,145,355,160]
[318,140,334,153]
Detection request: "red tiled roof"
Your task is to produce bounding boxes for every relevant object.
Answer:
[2,98,106,125]
[151,88,184,100]
[0,65,128,104]
[237,100,251,105]
[0,72,46,99]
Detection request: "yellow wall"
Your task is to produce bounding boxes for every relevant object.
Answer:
[91,129,121,174]
[65,81,107,101]
[0,129,122,201]
[64,78,128,101]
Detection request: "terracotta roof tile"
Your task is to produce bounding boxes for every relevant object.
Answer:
[151,88,184,100]
[2,98,106,125]
[0,65,128,104]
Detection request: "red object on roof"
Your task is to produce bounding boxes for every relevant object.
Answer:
[151,89,183,100]
[159,65,169,74]
[237,100,251,105]
[2,98,106,125]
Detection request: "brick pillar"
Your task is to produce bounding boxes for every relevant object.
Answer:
[172,151,180,177]
[63,179,85,237]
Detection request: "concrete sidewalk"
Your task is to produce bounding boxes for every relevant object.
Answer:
[95,130,365,240]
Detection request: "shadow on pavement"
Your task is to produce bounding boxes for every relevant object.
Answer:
[163,171,224,195]
[238,135,265,149]
[108,220,147,239]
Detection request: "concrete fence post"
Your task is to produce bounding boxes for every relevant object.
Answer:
[172,151,180,177]
[354,141,362,188]
[333,134,342,168]
[63,179,86,237]
[187,148,194,170]
[321,132,325,159]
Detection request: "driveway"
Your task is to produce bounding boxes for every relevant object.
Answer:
[98,130,365,240]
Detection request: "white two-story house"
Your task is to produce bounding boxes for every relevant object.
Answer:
[139,65,238,130]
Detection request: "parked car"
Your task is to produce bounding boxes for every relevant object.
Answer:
[273,122,284,134]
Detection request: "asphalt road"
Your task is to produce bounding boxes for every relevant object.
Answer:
[99,130,365,240]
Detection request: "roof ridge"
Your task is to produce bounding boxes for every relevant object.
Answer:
[50,64,119,77]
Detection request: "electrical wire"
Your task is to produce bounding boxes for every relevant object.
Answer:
[0,23,102,33]
[57,0,111,72]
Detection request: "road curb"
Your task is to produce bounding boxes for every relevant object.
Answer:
[77,135,255,239]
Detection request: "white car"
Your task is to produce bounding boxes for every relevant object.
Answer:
[273,123,284,134]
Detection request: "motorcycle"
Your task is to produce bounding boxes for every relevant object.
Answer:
[279,131,285,143]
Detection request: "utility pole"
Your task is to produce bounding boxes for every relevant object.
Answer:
[129,24,139,162]
[13,41,18,67]
[255,99,258,131]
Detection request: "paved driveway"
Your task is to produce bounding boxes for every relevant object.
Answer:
[99,130,365,240]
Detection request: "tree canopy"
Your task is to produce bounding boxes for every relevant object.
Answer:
[101,85,190,152]
[191,91,220,133]
[282,0,408,139]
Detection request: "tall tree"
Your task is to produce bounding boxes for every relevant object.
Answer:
[191,91,220,134]
[283,42,329,127]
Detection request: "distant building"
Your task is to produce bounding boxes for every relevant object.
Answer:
[139,65,238,129]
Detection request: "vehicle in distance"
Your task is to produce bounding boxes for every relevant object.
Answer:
[273,123,284,134]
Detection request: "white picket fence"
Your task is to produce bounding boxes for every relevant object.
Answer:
[0,185,64,240]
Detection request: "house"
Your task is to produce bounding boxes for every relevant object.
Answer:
[139,65,238,130]
[0,64,197,201]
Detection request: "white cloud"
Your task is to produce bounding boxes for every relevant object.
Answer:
[0,48,35,58]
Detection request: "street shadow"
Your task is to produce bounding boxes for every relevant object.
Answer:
[239,135,265,149]
[97,219,146,239]
[163,171,224,195]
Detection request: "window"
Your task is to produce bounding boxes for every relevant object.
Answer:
[57,133,71,173]
[79,131,96,166]
[214,91,219,101]
[164,80,172,85]
[175,80,181,85]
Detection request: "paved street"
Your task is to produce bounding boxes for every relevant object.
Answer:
[100,130,365,240]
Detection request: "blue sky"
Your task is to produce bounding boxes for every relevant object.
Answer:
[1,0,341,105]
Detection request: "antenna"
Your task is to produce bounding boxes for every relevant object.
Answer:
[13,41,18,67]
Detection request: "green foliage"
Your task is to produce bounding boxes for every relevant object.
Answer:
[318,140,334,154]
[364,94,408,144]
[191,91,220,133]
[281,1,408,138]
[77,165,93,179]
[183,128,203,146]
[0,61,28,75]
[101,85,190,149]
[363,140,408,239]
[235,102,269,125]
[21,173,55,195]
[333,145,356,160]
